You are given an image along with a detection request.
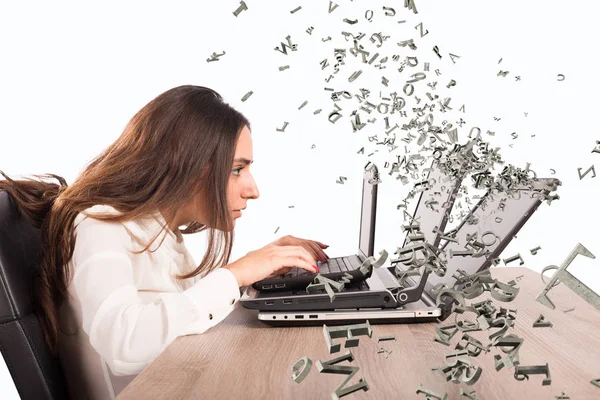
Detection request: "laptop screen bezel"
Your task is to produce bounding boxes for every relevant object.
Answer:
[358,163,378,260]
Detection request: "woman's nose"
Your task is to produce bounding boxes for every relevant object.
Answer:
[248,176,259,199]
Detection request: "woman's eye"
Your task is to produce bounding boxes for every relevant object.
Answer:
[233,167,243,176]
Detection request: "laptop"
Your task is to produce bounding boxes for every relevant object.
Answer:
[241,158,464,315]
[242,160,560,325]
[428,175,561,320]
[251,162,381,292]
[255,175,560,325]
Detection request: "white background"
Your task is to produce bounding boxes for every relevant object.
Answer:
[1,0,599,396]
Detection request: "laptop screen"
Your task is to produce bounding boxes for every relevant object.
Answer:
[358,164,378,259]
[402,160,463,249]
[395,161,558,310]
[422,178,559,304]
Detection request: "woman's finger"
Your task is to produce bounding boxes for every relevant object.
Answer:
[312,241,329,259]
[301,241,320,261]
[305,241,328,262]
[280,245,318,268]
[282,255,318,274]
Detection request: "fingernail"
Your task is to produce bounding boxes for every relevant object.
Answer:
[313,265,319,273]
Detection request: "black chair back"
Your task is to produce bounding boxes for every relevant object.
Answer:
[0,190,69,399]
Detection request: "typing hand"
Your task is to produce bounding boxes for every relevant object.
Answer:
[271,234,330,262]
[224,243,319,287]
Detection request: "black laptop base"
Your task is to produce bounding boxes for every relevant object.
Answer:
[242,280,397,311]
[251,258,373,292]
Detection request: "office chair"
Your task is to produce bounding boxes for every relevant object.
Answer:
[0,190,70,399]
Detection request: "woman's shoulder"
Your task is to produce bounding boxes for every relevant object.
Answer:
[76,204,121,218]
[73,205,128,238]
[73,205,164,247]
[73,204,123,227]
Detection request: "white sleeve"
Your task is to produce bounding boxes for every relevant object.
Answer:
[71,217,240,376]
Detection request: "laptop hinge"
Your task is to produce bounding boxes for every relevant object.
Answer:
[394,268,431,306]
[389,264,438,308]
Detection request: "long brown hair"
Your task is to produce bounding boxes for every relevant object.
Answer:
[0,85,250,355]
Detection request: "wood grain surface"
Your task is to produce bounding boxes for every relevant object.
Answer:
[117,267,600,400]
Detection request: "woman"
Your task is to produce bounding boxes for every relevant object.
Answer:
[0,85,329,399]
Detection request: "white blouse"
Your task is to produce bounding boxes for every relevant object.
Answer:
[57,205,240,399]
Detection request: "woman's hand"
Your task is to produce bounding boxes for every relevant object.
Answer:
[271,234,329,262]
[266,235,330,278]
[223,240,322,287]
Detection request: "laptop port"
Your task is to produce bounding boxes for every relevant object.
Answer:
[283,299,293,304]
[275,283,286,288]
[262,284,273,290]
[295,315,304,319]
[309,315,318,319]
[427,312,433,315]
[265,300,275,305]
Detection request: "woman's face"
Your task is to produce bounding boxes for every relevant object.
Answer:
[173,125,260,232]
[225,125,260,229]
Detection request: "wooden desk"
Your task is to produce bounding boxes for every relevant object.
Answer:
[118,267,600,399]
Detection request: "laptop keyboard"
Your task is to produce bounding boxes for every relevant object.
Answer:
[282,255,362,278]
